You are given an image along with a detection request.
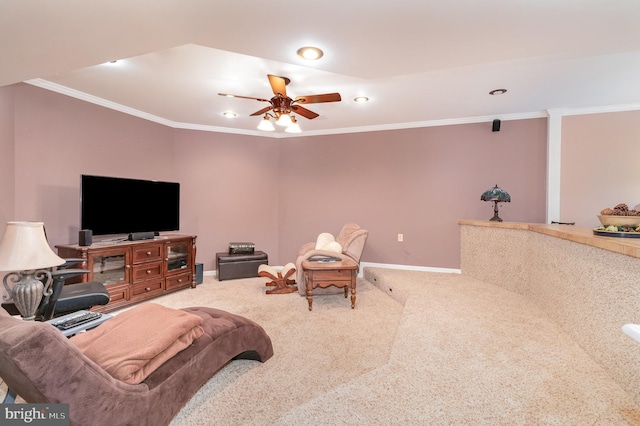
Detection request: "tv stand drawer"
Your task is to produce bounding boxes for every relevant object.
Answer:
[132,261,163,282]
[166,272,192,291]
[105,284,130,305]
[131,278,165,300]
[132,243,163,263]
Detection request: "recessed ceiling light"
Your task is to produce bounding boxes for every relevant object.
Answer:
[222,111,237,118]
[297,46,324,60]
[353,96,369,103]
[489,89,507,96]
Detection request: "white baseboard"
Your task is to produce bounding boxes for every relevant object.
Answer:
[359,262,461,276]
[202,263,461,280]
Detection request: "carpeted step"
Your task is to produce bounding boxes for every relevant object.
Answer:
[363,267,411,305]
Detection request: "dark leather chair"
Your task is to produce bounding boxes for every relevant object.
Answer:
[2,259,109,320]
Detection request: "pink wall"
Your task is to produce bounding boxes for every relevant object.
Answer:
[171,129,280,270]
[561,111,640,227]
[0,86,15,234]
[278,120,548,268]
[12,84,175,246]
[2,84,548,271]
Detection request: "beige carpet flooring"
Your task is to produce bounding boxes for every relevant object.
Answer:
[3,268,640,425]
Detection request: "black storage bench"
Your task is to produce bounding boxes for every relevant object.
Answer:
[216,251,268,281]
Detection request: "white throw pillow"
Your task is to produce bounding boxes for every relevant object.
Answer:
[315,232,342,253]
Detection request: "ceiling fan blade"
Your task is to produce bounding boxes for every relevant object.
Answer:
[291,105,319,120]
[294,93,341,104]
[267,74,287,97]
[218,93,270,102]
[250,105,274,116]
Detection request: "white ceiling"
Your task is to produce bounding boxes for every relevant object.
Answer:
[3,0,640,137]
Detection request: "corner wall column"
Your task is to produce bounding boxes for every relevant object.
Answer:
[546,109,563,223]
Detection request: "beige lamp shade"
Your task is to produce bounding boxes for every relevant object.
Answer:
[0,222,65,271]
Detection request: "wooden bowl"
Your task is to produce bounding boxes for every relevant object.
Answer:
[597,215,640,227]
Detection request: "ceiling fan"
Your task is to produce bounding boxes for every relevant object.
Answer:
[219,74,341,131]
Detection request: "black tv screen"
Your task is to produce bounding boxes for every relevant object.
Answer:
[81,174,180,236]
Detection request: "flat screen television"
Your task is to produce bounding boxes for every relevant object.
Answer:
[81,174,180,236]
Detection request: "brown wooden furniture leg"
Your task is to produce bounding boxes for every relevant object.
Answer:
[351,280,356,309]
[259,264,297,295]
[305,269,313,310]
[302,259,358,311]
[266,279,298,295]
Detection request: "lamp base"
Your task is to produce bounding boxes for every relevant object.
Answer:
[489,201,503,222]
[2,270,52,320]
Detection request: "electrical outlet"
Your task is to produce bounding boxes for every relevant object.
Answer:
[398,234,403,242]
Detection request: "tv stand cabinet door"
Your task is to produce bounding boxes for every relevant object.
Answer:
[86,247,133,310]
[86,247,132,288]
[165,239,194,276]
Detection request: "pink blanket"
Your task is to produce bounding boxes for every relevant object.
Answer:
[70,303,204,384]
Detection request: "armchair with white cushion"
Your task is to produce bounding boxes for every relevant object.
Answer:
[295,223,369,295]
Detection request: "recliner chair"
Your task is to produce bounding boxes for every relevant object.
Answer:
[295,223,369,295]
[2,258,110,320]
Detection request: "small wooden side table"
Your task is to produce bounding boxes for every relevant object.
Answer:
[302,258,358,311]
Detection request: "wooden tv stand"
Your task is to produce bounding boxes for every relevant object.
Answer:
[56,235,197,313]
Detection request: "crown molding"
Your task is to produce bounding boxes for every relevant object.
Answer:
[297,111,548,137]
[25,79,640,138]
[556,103,640,116]
[26,79,177,127]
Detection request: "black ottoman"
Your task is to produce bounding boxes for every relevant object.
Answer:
[216,251,268,281]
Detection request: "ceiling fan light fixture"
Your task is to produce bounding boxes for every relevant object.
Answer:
[285,117,301,133]
[257,115,275,131]
[222,74,341,132]
[297,46,323,60]
[276,113,293,127]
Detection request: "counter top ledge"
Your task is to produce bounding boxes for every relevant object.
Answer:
[458,220,640,260]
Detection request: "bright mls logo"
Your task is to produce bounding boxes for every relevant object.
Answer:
[2,404,69,425]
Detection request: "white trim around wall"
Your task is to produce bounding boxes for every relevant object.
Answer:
[204,263,461,280]
[359,262,461,276]
[546,109,563,223]
[28,78,640,141]
[24,78,545,138]
[544,103,640,224]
